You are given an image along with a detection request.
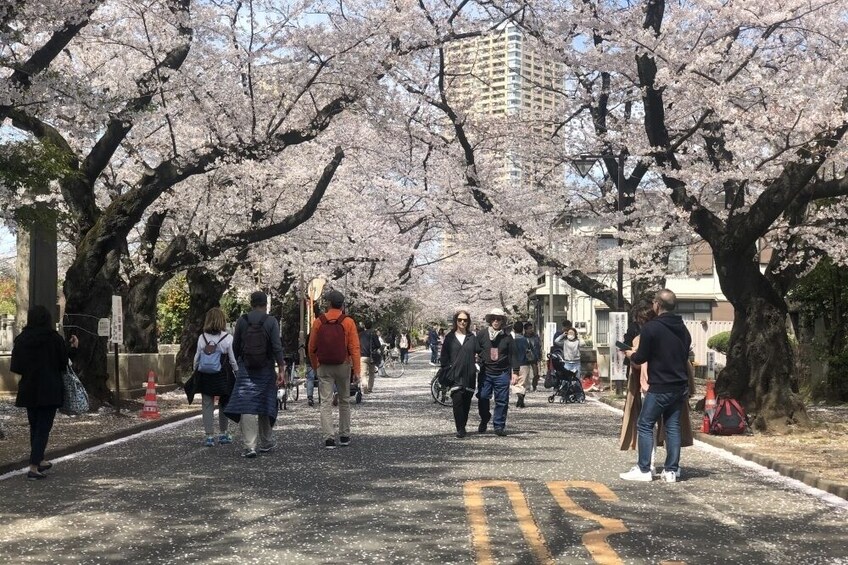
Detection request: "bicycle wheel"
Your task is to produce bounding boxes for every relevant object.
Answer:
[430,375,453,406]
[290,382,299,402]
[380,357,404,378]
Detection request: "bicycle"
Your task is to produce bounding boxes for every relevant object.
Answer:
[430,372,453,406]
[278,364,306,410]
[378,346,405,378]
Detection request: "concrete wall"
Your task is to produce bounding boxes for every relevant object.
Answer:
[0,353,177,399]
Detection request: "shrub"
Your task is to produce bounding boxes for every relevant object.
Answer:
[826,351,848,402]
[707,331,731,355]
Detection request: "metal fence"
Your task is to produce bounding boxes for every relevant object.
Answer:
[684,320,733,366]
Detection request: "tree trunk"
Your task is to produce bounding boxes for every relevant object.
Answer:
[123,272,166,353]
[714,250,810,432]
[173,267,231,384]
[62,266,116,404]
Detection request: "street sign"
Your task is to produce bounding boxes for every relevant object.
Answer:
[707,350,716,379]
[97,318,111,338]
[110,295,123,344]
[609,312,628,382]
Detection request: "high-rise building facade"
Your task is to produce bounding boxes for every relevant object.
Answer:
[444,20,565,187]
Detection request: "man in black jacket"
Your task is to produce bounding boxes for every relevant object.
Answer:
[476,308,521,436]
[620,289,692,483]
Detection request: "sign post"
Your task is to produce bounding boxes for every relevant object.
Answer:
[707,351,716,380]
[609,311,628,394]
[111,296,123,414]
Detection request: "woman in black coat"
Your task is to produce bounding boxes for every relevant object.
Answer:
[439,310,478,438]
[10,305,77,480]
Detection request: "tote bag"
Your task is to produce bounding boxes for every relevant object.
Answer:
[60,363,89,415]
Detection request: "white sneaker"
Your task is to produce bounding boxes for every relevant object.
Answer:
[661,469,681,482]
[660,469,679,483]
[619,466,653,482]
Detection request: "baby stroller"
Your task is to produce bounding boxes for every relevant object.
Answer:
[545,352,586,404]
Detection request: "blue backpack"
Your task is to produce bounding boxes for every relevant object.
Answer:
[198,333,226,374]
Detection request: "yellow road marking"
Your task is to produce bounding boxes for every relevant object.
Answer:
[464,480,555,565]
[547,481,628,565]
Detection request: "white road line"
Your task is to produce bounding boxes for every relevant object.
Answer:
[588,396,848,511]
[0,414,200,482]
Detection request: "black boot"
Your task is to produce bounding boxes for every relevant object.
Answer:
[516,395,525,408]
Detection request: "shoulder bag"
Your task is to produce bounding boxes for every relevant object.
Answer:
[60,363,89,415]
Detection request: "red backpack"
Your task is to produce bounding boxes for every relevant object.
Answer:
[709,398,748,435]
[315,314,349,365]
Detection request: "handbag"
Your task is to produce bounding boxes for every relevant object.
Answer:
[436,365,454,388]
[60,363,89,415]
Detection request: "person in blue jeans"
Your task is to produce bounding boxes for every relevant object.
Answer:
[620,289,692,483]
[475,308,520,436]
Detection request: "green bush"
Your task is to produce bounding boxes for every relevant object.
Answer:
[826,351,848,402]
[707,331,731,354]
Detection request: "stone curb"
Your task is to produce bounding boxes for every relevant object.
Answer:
[595,395,848,502]
[0,408,201,476]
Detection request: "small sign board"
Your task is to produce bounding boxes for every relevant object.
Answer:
[97,318,111,338]
[609,311,628,382]
[110,295,123,345]
[707,350,716,378]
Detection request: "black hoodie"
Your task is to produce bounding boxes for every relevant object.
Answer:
[630,313,691,393]
[10,327,69,408]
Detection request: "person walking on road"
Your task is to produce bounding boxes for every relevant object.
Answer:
[397,330,411,365]
[225,292,286,459]
[511,321,531,408]
[358,321,380,393]
[620,289,692,483]
[553,327,582,377]
[309,290,361,449]
[524,322,542,392]
[10,305,78,480]
[193,307,239,447]
[439,310,478,438]
[475,308,520,436]
[427,325,439,365]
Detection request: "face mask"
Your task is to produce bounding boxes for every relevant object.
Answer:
[567,334,577,341]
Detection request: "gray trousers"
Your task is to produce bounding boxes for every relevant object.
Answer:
[201,394,229,436]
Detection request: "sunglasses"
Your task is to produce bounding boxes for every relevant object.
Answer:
[457,318,469,322]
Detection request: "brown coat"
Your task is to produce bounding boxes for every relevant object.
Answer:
[618,336,695,450]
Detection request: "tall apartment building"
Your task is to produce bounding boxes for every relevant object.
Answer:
[444,21,565,187]
[444,21,564,121]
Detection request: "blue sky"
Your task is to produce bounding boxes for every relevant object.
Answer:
[0,226,14,270]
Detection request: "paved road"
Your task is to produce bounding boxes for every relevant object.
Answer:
[1,353,846,564]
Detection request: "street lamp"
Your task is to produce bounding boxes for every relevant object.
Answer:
[570,153,626,312]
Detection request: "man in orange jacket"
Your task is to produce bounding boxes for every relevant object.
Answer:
[308,290,361,449]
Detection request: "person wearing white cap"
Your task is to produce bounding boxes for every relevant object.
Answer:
[474,308,521,436]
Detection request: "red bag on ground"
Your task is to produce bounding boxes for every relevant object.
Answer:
[709,398,748,435]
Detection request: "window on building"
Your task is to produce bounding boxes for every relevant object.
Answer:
[668,245,687,274]
[675,301,712,321]
[596,236,617,271]
[596,311,610,345]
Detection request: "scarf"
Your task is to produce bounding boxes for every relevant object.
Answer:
[488,327,502,342]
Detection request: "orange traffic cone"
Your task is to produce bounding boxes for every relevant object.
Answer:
[140,370,161,420]
[704,379,717,419]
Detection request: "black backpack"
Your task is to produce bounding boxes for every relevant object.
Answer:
[241,314,269,370]
[709,398,748,435]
